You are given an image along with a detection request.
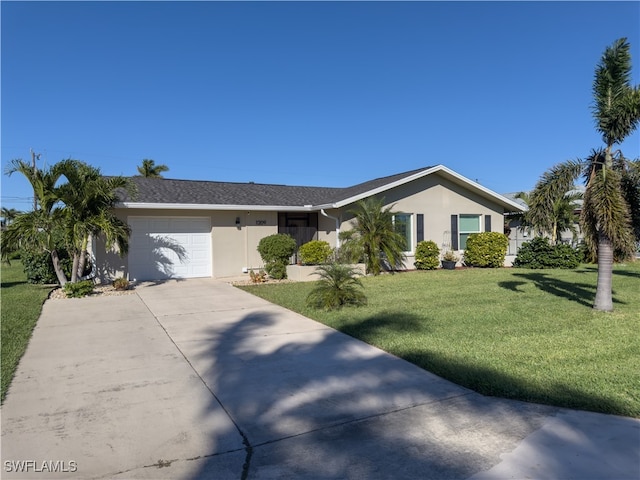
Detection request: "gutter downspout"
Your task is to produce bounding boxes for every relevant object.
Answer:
[321,209,341,248]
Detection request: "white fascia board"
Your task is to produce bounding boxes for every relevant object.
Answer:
[328,164,524,212]
[117,202,316,212]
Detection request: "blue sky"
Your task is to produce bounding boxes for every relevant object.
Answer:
[2,1,639,212]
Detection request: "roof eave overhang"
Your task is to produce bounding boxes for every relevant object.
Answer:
[116,202,319,212]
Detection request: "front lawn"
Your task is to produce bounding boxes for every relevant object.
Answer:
[1,261,54,403]
[240,263,640,418]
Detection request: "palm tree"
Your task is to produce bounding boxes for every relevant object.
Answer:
[530,38,640,311]
[519,190,582,244]
[55,159,133,282]
[1,207,21,226]
[306,263,367,310]
[2,159,134,285]
[346,197,407,276]
[2,159,69,284]
[136,159,169,178]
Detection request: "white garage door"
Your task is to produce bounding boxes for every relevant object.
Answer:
[128,217,211,281]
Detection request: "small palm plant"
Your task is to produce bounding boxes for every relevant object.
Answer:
[306,263,367,311]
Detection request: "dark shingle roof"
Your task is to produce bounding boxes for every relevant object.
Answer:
[119,167,434,208]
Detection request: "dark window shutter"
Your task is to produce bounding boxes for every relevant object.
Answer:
[417,214,424,242]
[451,215,458,250]
[485,215,492,232]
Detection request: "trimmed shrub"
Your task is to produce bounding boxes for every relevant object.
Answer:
[414,240,440,270]
[63,280,94,298]
[112,277,130,291]
[513,237,581,269]
[257,234,297,279]
[306,263,367,310]
[298,240,332,265]
[20,249,74,284]
[463,232,508,268]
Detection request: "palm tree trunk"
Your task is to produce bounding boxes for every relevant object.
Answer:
[71,251,80,283]
[593,230,614,311]
[50,250,68,286]
[77,235,89,279]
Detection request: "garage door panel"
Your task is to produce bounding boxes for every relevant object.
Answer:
[128,217,212,281]
[150,219,170,232]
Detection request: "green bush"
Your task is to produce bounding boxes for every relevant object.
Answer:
[513,237,581,269]
[334,230,364,264]
[306,263,367,310]
[414,240,440,270]
[63,280,94,298]
[257,234,297,279]
[112,277,130,290]
[463,232,508,268]
[298,240,332,265]
[20,249,73,284]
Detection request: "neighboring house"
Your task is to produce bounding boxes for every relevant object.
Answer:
[503,187,585,256]
[94,164,524,281]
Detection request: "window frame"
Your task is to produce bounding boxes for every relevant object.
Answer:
[458,213,481,250]
[392,213,413,254]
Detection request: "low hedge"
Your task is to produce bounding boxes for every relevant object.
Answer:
[513,237,581,269]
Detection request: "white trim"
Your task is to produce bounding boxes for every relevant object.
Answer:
[119,202,316,212]
[392,212,414,255]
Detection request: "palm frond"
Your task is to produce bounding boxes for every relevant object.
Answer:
[306,263,367,310]
[592,38,640,147]
[348,197,407,275]
[581,166,635,260]
[527,160,584,237]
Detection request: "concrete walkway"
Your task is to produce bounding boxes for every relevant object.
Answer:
[2,278,638,479]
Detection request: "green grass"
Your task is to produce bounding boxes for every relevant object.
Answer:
[240,263,640,418]
[1,261,54,403]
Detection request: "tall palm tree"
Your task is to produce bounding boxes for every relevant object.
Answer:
[530,38,640,311]
[136,158,169,178]
[347,197,407,275]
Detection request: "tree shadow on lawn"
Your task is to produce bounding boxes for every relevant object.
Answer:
[575,264,640,279]
[178,307,632,479]
[0,280,29,288]
[502,272,626,307]
[339,311,631,416]
[336,311,431,344]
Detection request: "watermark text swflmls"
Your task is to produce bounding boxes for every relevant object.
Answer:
[4,460,78,473]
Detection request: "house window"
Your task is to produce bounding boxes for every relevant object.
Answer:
[393,213,412,252]
[459,214,481,249]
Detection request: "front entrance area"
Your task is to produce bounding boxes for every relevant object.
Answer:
[128,216,212,281]
[278,212,318,263]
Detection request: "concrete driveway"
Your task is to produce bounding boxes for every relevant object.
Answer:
[2,278,638,479]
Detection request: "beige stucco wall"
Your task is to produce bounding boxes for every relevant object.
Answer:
[336,173,506,268]
[93,208,280,281]
[93,174,510,281]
